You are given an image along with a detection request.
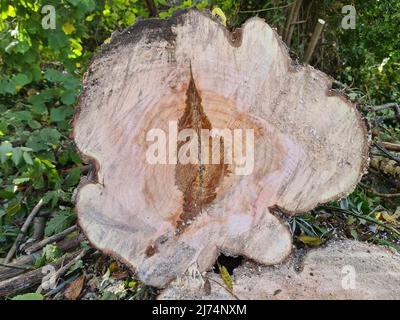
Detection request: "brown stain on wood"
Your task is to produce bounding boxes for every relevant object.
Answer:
[174,69,229,235]
[145,244,159,257]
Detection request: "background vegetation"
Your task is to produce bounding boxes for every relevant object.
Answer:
[0,0,399,299]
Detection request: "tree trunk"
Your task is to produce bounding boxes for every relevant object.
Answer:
[73,9,369,288]
[159,240,400,300]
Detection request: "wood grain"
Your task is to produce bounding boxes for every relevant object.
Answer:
[73,9,368,287]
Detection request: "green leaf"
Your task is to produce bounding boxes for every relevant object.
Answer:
[48,32,69,51]
[13,111,33,121]
[39,128,61,144]
[43,190,70,208]
[34,255,47,268]
[58,151,70,166]
[43,244,63,262]
[0,141,13,163]
[50,106,74,122]
[44,69,64,82]
[66,259,83,276]
[64,167,81,187]
[30,102,47,115]
[6,202,21,216]
[101,291,118,300]
[15,41,30,54]
[29,94,50,114]
[28,119,42,129]
[13,74,31,86]
[69,151,82,164]
[350,228,358,240]
[28,65,42,82]
[26,136,47,152]
[67,0,82,6]
[61,90,78,105]
[11,147,23,165]
[218,263,233,291]
[23,151,34,165]
[12,293,44,300]
[0,188,15,200]
[348,92,358,101]
[4,41,18,53]
[45,210,76,236]
[13,177,30,185]
[67,0,96,13]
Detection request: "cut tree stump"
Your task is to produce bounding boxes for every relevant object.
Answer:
[158,240,400,300]
[73,9,369,288]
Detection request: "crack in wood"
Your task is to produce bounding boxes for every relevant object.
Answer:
[174,69,229,235]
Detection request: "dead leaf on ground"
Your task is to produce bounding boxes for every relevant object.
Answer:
[64,275,85,300]
[203,278,211,295]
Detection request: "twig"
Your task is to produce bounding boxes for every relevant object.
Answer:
[0,251,79,297]
[0,234,84,282]
[367,103,400,119]
[374,142,400,164]
[303,19,325,64]
[36,249,86,295]
[0,263,34,271]
[285,0,303,45]
[359,182,400,198]
[381,142,400,152]
[291,19,307,25]
[284,0,297,42]
[4,199,44,264]
[202,275,240,300]
[320,206,400,236]
[25,225,78,255]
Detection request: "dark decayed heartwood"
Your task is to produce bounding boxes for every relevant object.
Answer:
[73,9,368,288]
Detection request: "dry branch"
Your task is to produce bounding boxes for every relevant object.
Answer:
[374,142,400,164]
[367,103,400,119]
[303,18,325,64]
[25,225,78,255]
[284,0,303,45]
[36,249,86,295]
[359,182,400,198]
[4,199,44,264]
[381,142,400,152]
[0,251,80,297]
[73,9,368,287]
